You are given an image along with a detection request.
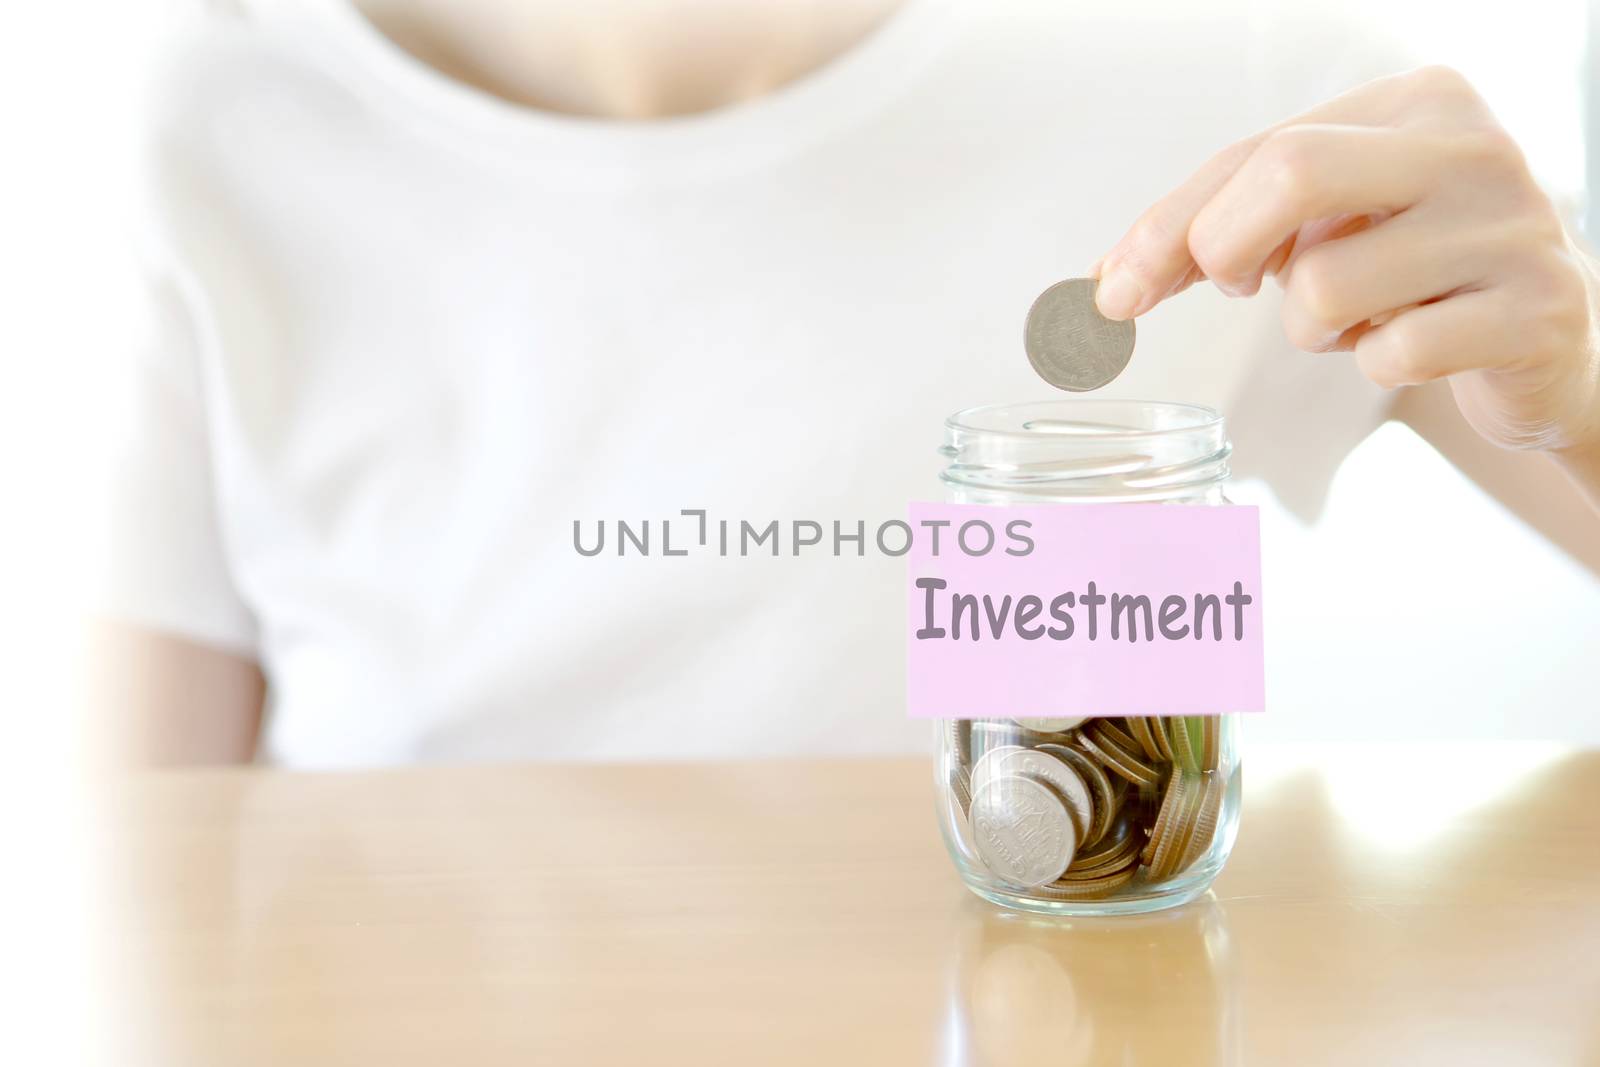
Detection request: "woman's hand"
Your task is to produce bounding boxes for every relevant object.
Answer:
[1093,66,1600,490]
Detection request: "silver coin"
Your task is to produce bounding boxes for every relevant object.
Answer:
[970,719,1026,754]
[946,719,972,770]
[1023,278,1135,391]
[949,765,973,817]
[948,767,977,855]
[988,748,1094,845]
[970,744,1027,797]
[1010,717,1087,734]
[1037,742,1118,845]
[969,774,1077,888]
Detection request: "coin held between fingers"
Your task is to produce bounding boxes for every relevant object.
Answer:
[1094,268,1142,320]
[1023,278,1136,392]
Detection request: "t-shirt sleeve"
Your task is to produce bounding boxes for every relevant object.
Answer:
[94,261,258,654]
[1220,12,1413,520]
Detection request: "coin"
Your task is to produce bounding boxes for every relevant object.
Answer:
[1078,721,1164,788]
[1011,717,1087,733]
[1141,769,1190,868]
[1059,823,1141,880]
[1149,716,1176,762]
[1178,772,1226,873]
[1064,812,1133,869]
[1037,743,1117,846]
[1034,864,1139,899]
[970,744,1028,796]
[1167,772,1213,878]
[1127,717,1165,763]
[1023,278,1136,392]
[945,710,1234,903]
[970,720,1027,758]
[947,719,972,770]
[1198,716,1220,772]
[1168,716,1201,775]
[1058,850,1139,883]
[950,765,973,817]
[1149,771,1206,880]
[1094,718,1142,754]
[970,774,1078,888]
[989,748,1094,845]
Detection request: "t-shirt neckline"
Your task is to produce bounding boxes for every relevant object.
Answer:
[278,0,958,186]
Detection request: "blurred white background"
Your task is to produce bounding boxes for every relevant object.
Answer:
[1,3,1597,1058]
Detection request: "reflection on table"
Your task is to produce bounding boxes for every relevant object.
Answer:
[944,896,1233,1065]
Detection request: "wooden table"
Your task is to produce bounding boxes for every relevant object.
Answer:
[102,743,1600,1065]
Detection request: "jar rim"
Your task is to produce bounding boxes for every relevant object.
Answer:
[945,399,1224,442]
[941,399,1230,500]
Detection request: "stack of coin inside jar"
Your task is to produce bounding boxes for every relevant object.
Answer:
[947,717,1228,900]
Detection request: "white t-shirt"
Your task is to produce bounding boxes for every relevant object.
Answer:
[108,0,1404,766]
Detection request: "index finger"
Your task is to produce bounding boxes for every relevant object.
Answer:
[1091,137,1263,319]
[1092,70,1427,321]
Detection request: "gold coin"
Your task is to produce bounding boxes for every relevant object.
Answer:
[1058,853,1139,883]
[1199,716,1220,772]
[1079,721,1164,788]
[1150,715,1175,762]
[1094,718,1141,753]
[1149,770,1206,880]
[1169,771,1214,878]
[1140,769,1189,867]
[1035,864,1139,900]
[1167,716,1201,775]
[1063,811,1133,868]
[1082,720,1143,763]
[1060,827,1141,880]
[1127,717,1165,763]
[1177,771,1226,874]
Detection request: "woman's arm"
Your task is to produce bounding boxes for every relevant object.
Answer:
[1552,434,1600,515]
[90,621,265,766]
[1391,383,1600,575]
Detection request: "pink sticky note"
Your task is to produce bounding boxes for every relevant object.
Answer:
[906,503,1264,718]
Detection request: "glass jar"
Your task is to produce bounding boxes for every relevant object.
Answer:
[933,399,1242,915]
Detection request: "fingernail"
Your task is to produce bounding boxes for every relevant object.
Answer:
[1094,269,1142,320]
[1086,257,1104,279]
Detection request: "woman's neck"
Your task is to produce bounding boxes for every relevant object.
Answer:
[352,0,905,120]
